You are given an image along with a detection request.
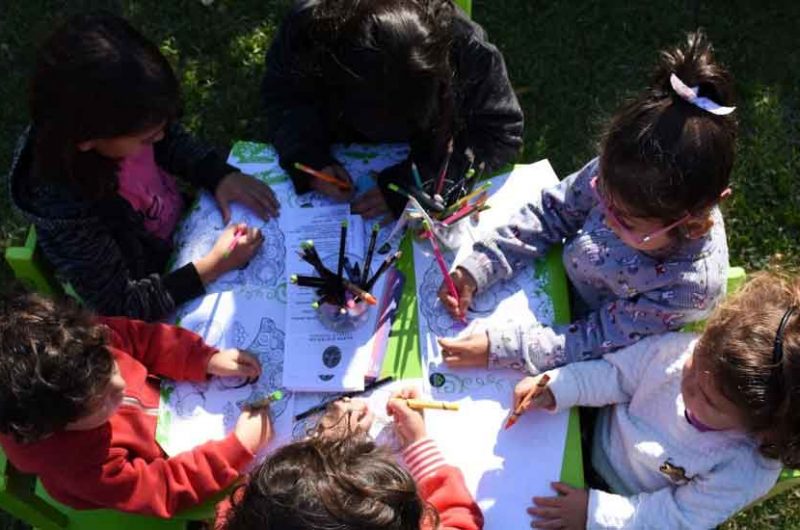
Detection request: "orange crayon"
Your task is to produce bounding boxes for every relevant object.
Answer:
[504,374,551,430]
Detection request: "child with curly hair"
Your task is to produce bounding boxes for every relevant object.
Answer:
[218,387,483,529]
[0,291,272,517]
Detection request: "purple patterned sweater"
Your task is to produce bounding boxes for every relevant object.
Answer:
[458,158,729,373]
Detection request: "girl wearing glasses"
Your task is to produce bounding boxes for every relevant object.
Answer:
[437,31,736,374]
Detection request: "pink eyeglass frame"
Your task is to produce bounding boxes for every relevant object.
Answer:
[590,176,692,245]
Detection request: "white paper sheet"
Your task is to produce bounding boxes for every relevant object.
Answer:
[413,162,570,529]
[157,142,407,458]
[282,205,386,391]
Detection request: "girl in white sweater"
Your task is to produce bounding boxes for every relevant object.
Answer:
[518,272,800,529]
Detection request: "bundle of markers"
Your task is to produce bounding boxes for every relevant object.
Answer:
[387,146,491,227]
[291,221,402,313]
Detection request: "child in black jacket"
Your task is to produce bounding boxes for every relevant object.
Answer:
[262,0,524,220]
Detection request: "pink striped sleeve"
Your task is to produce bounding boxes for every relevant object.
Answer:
[401,438,447,481]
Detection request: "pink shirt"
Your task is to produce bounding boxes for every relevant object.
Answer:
[117,145,184,241]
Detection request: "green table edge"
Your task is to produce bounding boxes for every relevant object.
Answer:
[380,235,584,488]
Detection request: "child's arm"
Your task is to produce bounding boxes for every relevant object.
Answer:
[153,123,239,193]
[458,159,597,293]
[35,220,203,321]
[261,4,336,194]
[584,454,780,529]
[402,438,483,530]
[57,431,253,518]
[101,317,217,381]
[487,272,724,374]
[537,333,691,410]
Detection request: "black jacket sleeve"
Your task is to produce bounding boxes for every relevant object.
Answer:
[34,212,205,321]
[153,122,239,194]
[261,1,337,194]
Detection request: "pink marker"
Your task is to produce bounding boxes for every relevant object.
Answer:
[223,226,247,258]
[423,222,466,323]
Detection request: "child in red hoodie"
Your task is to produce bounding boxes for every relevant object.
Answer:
[217,388,483,530]
[0,290,272,518]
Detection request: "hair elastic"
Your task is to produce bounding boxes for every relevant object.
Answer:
[772,306,797,365]
[669,73,736,116]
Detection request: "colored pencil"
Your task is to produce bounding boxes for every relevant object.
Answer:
[361,223,380,286]
[394,398,460,411]
[242,390,284,410]
[504,374,551,430]
[365,250,402,291]
[423,221,465,323]
[411,162,425,191]
[441,201,484,226]
[294,376,395,421]
[291,274,328,288]
[222,226,246,258]
[342,279,377,305]
[434,140,454,196]
[337,220,348,281]
[443,181,492,216]
[293,162,352,191]
[387,182,445,213]
[298,248,335,279]
[465,161,486,196]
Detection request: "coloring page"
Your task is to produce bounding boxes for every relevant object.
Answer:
[412,162,570,529]
[157,142,406,459]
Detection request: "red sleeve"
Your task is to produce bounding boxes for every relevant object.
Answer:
[402,439,483,530]
[55,432,253,518]
[99,317,217,381]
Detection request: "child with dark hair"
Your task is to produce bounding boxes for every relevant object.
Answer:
[262,0,523,220]
[0,290,272,517]
[8,12,280,320]
[218,388,483,530]
[518,271,798,529]
[438,32,735,373]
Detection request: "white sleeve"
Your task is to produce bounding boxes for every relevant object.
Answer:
[547,333,695,411]
[586,453,781,529]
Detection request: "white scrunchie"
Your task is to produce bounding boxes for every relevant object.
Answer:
[669,73,736,115]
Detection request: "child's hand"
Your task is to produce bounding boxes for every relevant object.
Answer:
[438,332,489,368]
[438,267,477,319]
[311,164,355,203]
[207,349,262,379]
[387,387,427,448]
[352,187,392,225]
[195,223,264,285]
[215,171,280,223]
[234,406,273,453]
[528,482,588,530]
[513,375,555,413]
[317,397,374,439]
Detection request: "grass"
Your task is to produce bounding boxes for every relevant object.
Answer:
[0,0,798,528]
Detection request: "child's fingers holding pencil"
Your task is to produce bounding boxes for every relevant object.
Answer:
[512,375,555,413]
[387,388,427,447]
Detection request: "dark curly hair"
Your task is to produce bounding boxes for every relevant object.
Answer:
[599,30,737,222]
[0,290,113,443]
[221,435,438,530]
[30,11,180,199]
[694,272,800,468]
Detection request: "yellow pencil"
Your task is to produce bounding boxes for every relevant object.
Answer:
[394,398,460,411]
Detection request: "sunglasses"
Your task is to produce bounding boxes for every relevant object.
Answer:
[590,176,692,245]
